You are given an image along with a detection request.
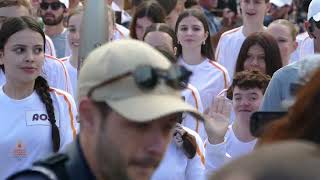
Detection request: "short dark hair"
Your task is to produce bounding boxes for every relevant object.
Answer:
[155,0,177,15]
[227,70,270,100]
[129,0,166,39]
[235,32,283,77]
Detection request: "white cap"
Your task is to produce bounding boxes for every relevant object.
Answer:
[270,0,292,7]
[59,0,69,8]
[308,0,320,21]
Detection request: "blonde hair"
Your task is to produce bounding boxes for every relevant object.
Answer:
[0,0,32,15]
[269,19,298,41]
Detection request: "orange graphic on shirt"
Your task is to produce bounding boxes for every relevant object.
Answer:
[13,141,27,159]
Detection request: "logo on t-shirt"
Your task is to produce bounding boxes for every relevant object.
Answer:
[26,111,60,127]
[12,141,27,160]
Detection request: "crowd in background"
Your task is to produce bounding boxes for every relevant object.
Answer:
[1,0,320,179]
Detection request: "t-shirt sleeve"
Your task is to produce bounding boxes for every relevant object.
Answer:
[205,140,230,177]
[57,91,79,151]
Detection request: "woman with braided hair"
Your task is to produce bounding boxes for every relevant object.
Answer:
[0,16,78,179]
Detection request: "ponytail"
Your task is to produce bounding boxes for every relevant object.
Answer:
[34,76,60,152]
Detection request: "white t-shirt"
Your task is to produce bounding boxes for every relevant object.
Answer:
[290,32,309,63]
[152,126,205,180]
[299,36,315,61]
[61,56,77,99]
[179,57,230,110]
[0,87,79,179]
[0,55,73,96]
[42,55,73,96]
[45,35,57,57]
[215,26,245,78]
[181,84,206,140]
[205,125,256,175]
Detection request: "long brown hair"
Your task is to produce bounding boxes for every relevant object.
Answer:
[235,32,282,77]
[260,68,320,144]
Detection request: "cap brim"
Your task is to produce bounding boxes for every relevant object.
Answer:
[106,94,204,122]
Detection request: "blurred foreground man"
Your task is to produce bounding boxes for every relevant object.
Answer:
[8,40,202,180]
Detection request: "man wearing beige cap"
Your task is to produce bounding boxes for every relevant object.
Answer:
[8,40,202,180]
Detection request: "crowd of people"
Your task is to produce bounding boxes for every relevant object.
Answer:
[1,0,320,179]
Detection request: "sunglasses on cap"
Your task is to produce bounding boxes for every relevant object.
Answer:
[40,2,64,10]
[87,65,192,98]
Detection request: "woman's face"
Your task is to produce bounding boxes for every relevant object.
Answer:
[176,15,208,50]
[135,16,153,40]
[0,29,44,84]
[244,44,266,74]
[267,23,297,65]
[67,13,83,53]
[144,31,174,51]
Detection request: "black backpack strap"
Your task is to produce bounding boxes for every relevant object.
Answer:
[32,154,70,180]
[8,154,70,180]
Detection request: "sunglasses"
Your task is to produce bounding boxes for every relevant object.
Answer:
[40,2,64,10]
[87,65,192,98]
[309,17,320,29]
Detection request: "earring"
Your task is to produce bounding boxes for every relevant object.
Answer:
[202,41,205,45]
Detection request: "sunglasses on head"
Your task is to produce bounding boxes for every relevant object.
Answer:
[87,65,192,98]
[40,2,64,10]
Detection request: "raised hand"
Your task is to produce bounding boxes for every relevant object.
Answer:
[204,91,232,144]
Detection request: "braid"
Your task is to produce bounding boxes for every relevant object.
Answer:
[34,76,60,152]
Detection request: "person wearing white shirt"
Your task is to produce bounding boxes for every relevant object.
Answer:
[143,23,207,140]
[297,0,320,60]
[204,71,270,175]
[176,9,230,110]
[215,0,269,78]
[152,124,205,180]
[0,16,78,179]
[0,0,73,94]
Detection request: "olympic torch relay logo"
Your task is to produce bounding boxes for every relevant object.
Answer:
[13,141,27,160]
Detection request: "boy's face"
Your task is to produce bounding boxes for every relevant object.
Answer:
[233,87,264,123]
[240,0,268,25]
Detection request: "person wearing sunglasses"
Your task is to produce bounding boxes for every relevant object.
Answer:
[298,0,320,60]
[0,0,73,96]
[9,40,203,180]
[39,0,71,58]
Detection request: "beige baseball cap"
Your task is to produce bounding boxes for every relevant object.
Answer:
[78,40,203,122]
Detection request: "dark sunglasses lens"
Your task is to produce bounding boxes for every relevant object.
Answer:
[51,2,62,10]
[134,66,157,89]
[167,66,191,89]
[40,3,49,10]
